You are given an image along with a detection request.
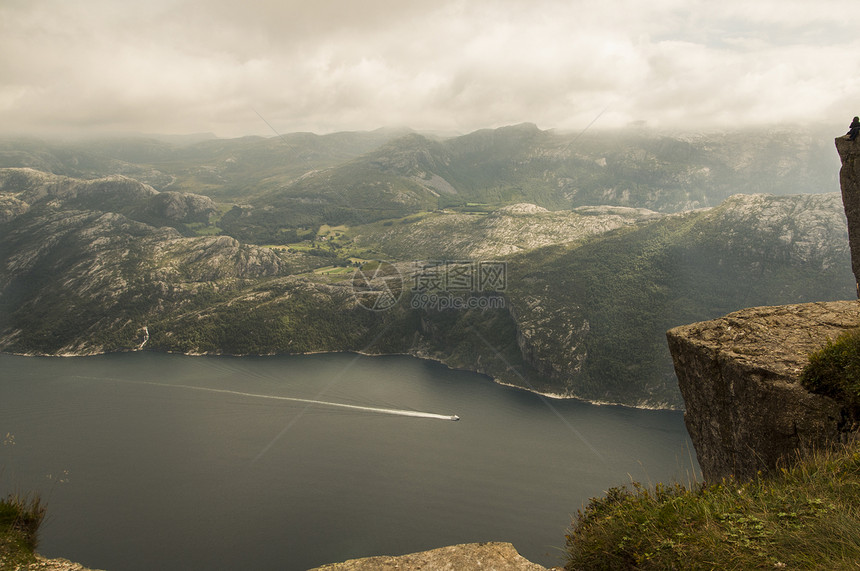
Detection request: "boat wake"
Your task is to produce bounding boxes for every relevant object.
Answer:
[100,378,460,421]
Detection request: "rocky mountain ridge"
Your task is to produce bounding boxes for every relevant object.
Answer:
[0,167,219,228]
[0,166,852,408]
[1,125,839,245]
[352,203,663,260]
[220,125,840,242]
[0,201,298,355]
[500,191,852,407]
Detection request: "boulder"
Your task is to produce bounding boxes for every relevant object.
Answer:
[309,542,556,571]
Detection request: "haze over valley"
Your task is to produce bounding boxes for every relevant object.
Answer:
[3,1,860,569]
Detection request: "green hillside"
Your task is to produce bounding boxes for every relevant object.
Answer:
[0,126,851,407]
[502,193,853,406]
[1,168,850,407]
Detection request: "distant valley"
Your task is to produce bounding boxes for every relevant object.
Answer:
[0,124,852,408]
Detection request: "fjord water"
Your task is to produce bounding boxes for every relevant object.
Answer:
[1,352,697,570]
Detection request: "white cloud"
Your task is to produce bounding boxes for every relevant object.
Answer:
[1,0,858,137]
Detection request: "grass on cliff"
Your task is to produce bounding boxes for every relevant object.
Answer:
[800,327,860,409]
[565,440,860,570]
[0,493,46,566]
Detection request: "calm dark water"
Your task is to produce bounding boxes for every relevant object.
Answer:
[0,352,698,570]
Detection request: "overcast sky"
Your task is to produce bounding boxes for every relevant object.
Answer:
[2,0,859,138]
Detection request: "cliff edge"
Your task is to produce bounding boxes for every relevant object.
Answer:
[668,300,859,482]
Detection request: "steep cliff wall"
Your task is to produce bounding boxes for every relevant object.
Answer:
[836,135,860,295]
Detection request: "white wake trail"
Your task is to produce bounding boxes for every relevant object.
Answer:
[127,380,460,421]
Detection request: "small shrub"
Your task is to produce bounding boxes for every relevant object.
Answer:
[800,328,860,407]
[1,493,47,569]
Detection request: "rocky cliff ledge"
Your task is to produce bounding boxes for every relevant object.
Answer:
[309,542,558,571]
[0,555,102,571]
[668,300,860,482]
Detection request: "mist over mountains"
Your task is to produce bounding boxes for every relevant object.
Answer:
[1,123,839,239]
[0,124,851,407]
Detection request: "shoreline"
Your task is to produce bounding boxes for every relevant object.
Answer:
[0,347,681,412]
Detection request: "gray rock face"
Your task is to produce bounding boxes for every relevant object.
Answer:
[143,191,218,223]
[353,202,660,260]
[667,301,860,482]
[4,168,159,207]
[0,205,291,355]
[0,193,29,222]
[16,555,104,571]
[836,135,860,295]
[703,192,849,270]
[309,542,555,571]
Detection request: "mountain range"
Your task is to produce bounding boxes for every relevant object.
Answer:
[0,124,852,407]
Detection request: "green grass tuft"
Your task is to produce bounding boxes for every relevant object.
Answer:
[0,493,46,566]
[565,440,860,570]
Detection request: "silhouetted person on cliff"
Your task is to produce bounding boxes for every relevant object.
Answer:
[849,117,860,140]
